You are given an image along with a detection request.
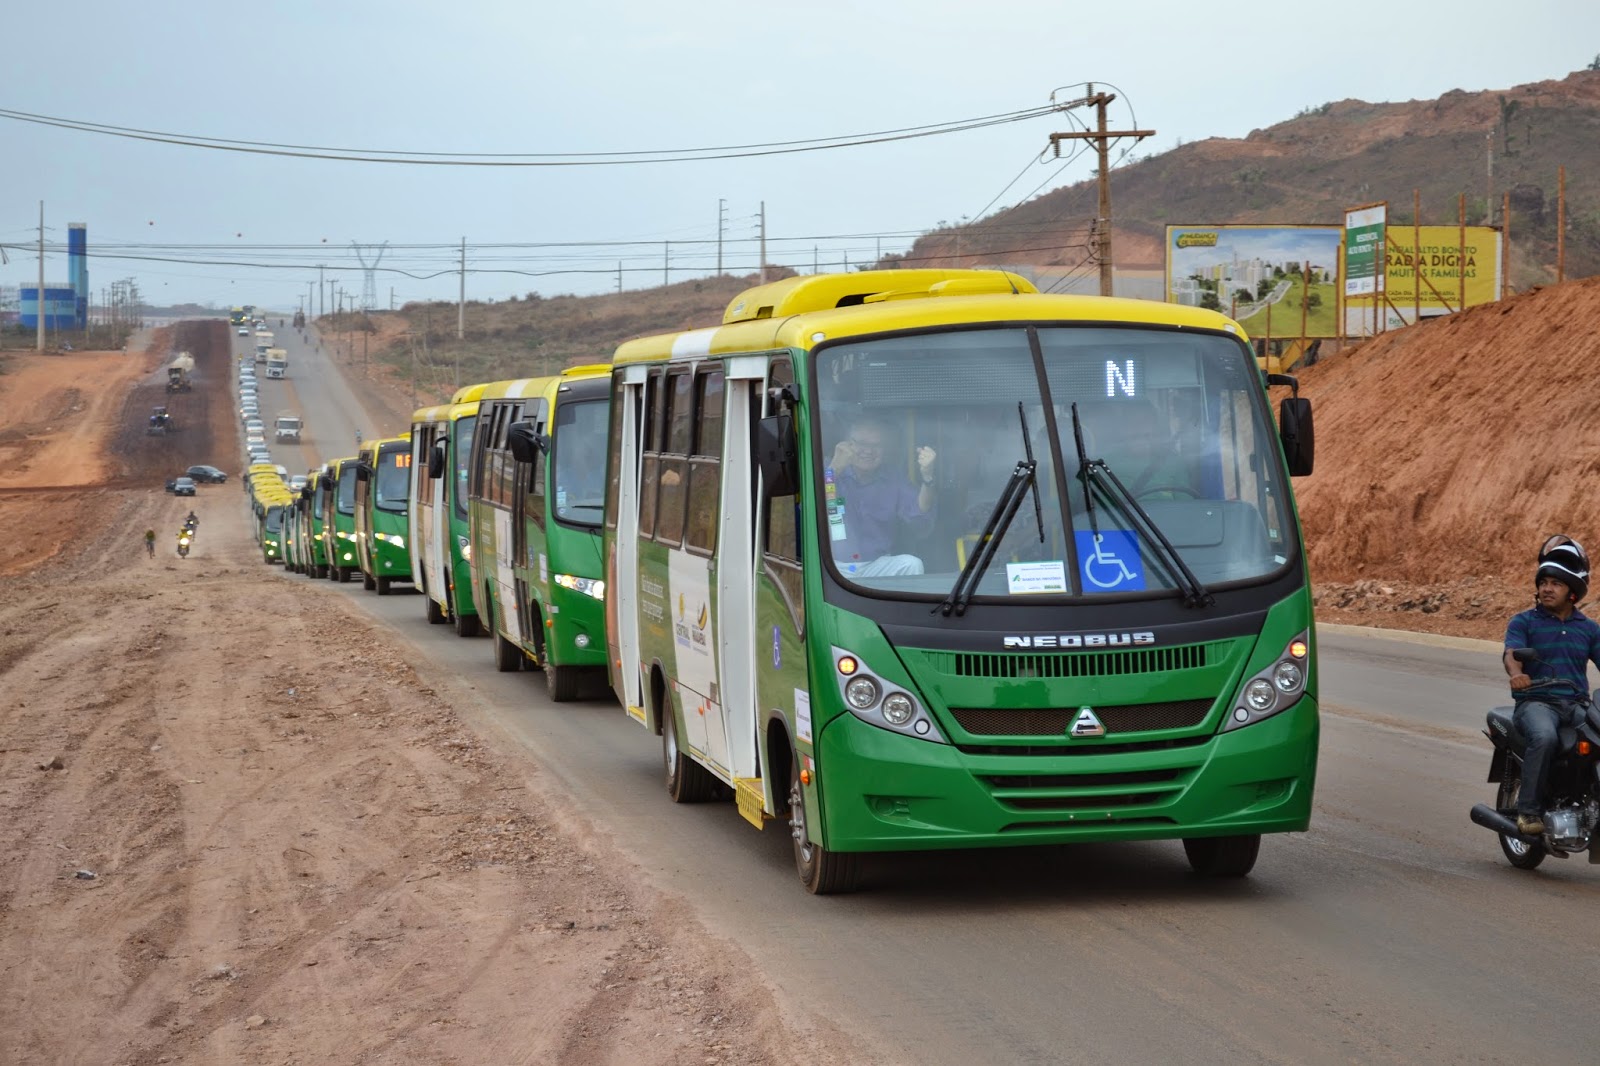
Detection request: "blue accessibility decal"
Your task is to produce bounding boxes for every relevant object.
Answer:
[1074,529,1145,591]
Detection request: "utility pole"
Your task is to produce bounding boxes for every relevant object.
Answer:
[664,241,670,287]
[717,198,727,275]
[617,261,623,293]
[1047,85,1155,296]
[457,237,466,340]
[37,201,45,352]
[758,201,767,284]
[318,264,325,318]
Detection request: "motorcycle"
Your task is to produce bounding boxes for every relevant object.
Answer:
[176,529,193,558]
[1470,649,1600,868]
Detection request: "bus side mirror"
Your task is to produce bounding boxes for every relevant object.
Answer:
[354,461,373,482]
[428,441,447,480]
[756,414,798,498]
[1278,397,1314,476]
[507,420,548,464]
[1267,374,1313,477]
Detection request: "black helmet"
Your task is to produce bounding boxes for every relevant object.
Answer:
[1536,535,1590,602]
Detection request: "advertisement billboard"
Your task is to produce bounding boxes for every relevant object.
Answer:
[1344,204,1387,297]
[1344,226,1503,333]
[1165,224,1343,339]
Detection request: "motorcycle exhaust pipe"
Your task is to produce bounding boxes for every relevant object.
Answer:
[1470,802,1532,839]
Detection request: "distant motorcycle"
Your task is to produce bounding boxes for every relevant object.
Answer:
[1470,649,1600,868]
[176,528,193,558]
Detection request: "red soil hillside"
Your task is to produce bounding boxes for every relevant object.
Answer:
[1295,275,1600,638]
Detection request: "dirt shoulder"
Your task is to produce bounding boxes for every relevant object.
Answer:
[0,331,855,1065]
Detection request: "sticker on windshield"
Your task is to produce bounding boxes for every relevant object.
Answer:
[1006,560,1068,594]
[1075,530,1145,591]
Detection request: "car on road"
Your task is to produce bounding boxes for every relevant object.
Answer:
[246,434,267,449]
[287,474,309,493]
[245,418,265,433]
[186,464,228,483]
[168,476,198,496]
[237,326,250,336]
[248,450,272,466]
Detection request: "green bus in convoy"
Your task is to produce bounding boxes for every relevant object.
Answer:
[322,455,362,582]
[466,366,613,700]
[300,467,330,579]
[603,269,1318,893]
[410,385,487,635]
[353,434,415,595]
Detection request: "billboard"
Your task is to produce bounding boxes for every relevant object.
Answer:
[1165,224,1343,339]
[1344,204,1387,297]
[1344,225,1503,333]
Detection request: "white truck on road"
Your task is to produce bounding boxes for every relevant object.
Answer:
[254,332,275,363]
[274,414,303,443]
[265,348,289,379]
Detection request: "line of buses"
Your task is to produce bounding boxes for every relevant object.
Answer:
[245,269,1321,894]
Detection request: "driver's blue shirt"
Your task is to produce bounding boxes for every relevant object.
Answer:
[1504,603,1600,701]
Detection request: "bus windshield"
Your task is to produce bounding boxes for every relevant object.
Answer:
[312,481,326,520]
[375,445,411,513]
[265,506,284,533]
[453,416,477,520]
[337,467,358,515]
[551,399,607,527]
[812,326,1292,601]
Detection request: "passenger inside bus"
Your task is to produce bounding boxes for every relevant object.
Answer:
[825,414,937,577]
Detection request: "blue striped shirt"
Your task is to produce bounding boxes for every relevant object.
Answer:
[1504,604,1600,701]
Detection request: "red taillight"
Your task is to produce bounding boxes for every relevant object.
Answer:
[1578,740,1594,757]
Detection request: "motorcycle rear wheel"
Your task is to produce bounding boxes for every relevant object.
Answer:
[1496,779,1547,870]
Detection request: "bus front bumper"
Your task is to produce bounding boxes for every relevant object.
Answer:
[814,697,1318,853]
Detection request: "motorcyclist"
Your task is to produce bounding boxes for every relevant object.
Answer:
[185,511,198,528]
[1502,535,1600,835]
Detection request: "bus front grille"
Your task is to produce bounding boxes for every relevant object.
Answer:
[949,699,1214,736]
[930,643,1214,679]
[980,767,1191,814]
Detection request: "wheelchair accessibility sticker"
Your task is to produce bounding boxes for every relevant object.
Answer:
[1074,530,1145,591]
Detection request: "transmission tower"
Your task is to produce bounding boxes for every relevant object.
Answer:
[351,241,389,311]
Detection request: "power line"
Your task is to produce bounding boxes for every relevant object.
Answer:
[0,102,1063,166]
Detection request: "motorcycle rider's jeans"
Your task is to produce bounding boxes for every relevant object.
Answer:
[1513,699,1574,814]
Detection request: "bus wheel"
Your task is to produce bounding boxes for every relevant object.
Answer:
[787,759,860,894]
[1182,835,1261,877]
[663,702,717,802]
[426,596,447,625]
[362,569,377,592]
[376,576,392,595]
[545,663,584,703]
[491,606,522,672]
[453,606,480,638]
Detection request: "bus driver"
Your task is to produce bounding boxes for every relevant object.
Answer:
[826,415,936,578]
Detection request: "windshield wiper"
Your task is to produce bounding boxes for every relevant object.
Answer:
[1069,403,1214,610]
[936,404,1044,617]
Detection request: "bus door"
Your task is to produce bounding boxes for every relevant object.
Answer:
[511,397,550,651]
[752,358,808,806]
[714,358,763,787]
[610,366,646,720]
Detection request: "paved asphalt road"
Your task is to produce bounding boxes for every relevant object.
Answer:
[245,324,1600,1065]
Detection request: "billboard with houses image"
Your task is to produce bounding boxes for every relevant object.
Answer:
[1166,224,1343,339]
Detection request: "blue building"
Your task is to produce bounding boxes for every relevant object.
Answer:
[19,222,88,330]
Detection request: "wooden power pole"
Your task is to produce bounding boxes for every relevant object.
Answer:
[1048,86,1154,297]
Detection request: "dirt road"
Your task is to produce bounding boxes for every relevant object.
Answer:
[0,335,854,1065]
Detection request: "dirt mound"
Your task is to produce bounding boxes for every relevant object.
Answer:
[1293,274,1600,637]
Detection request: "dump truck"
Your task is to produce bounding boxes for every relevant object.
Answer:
[166,351,195,392]
[274,414,303,443]
[265,348,289,379]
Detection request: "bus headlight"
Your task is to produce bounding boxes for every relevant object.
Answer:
[375,533,405,549]
[831,646,945,743]
[457,535,472,563]
[845,676,879,710]
[553,574,605,600]
[1225,630,1311,731]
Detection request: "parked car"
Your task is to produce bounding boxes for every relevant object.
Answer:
[168,476,198,497]
[186,465,228,483]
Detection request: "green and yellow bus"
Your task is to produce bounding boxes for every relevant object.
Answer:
[410,385,487,635]
[322,456,361,582]
[604,269,1318,893]
[299,467,331,579]
[353,434,414,595]
[467,366,612,700]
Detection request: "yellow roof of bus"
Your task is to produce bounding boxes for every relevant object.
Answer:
[474,364,611,408]
[613,269,1247,364]
[411,398,480,426]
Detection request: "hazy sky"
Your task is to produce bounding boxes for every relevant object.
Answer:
[3,1,1597,312]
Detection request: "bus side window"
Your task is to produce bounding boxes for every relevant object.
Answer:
[761,358,803,627]
[655,369,692,548]
[685,366,724,555]
[604,368,626,533]
[640,369,664,539]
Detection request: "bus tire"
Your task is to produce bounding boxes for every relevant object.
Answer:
[337,566,352,583]
[362,569,377,592]
[545,663,583,703]
[453,607,480,638]
[376,576,392,595]
[426,596,447,624]
[1182,835,1261,877]
[491,604,522,672]
[787,757,860,894]
[663,701,718,802]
